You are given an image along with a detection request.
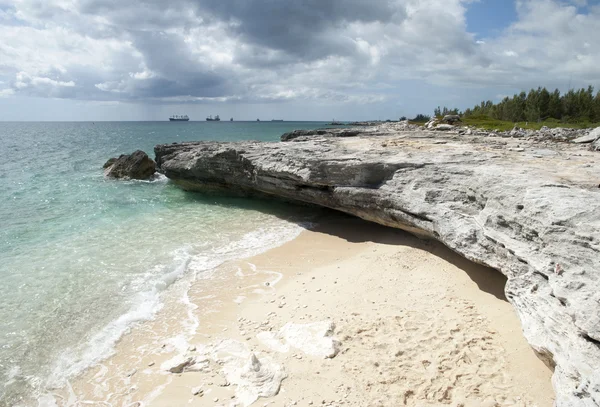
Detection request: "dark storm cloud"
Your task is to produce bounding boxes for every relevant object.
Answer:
[76,0,405,61]
[195,0,406,60]
[128,30,232,98]
[78,0,200,32]
[11,0,406,102]
[4,0,407,101]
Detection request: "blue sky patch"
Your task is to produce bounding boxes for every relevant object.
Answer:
[465,0,517,39]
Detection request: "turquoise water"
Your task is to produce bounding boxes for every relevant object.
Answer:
[0,121,328,405]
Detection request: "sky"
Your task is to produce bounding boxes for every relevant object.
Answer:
[0,0,599,121]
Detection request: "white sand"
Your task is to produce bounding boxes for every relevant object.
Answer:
[54,216,553,407]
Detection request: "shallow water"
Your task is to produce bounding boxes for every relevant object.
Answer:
[0,121,327,405]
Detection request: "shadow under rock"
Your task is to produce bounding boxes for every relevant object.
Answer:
[309,211,509,302]
[176,188,508,302]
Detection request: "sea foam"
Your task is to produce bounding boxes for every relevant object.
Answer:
[40,219,309,403]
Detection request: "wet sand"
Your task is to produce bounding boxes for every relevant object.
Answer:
[53,216,554,407]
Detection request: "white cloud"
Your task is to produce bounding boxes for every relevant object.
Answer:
[15,72,75,88]
[0,88,15,97]
[129,70,156,80]
[0,0,599,110]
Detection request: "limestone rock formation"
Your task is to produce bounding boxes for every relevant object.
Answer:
[104,150,156,180]
[155,124,600,406]
[425,118,439,129]
[572,126,600,144]
[281,129,360,141]
[435,123,454,131]
[442,114,461,124]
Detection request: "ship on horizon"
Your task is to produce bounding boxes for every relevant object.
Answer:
[206,115,221,121]
[169,115,189,121]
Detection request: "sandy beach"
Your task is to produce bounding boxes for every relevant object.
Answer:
[55,215,553,407]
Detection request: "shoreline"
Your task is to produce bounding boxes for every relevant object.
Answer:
[51,215,553,406]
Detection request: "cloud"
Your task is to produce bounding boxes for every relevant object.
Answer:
[0,88,14,97]
[0,0,599,110]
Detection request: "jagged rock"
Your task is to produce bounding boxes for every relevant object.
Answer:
[281,129,360,142]
[103,157,117,169]
[435,124,454,131]
[104,150,156,180]
[281,129,328,141]
[574,126,600,144]
[162,355,195,373]
[227,353,285,407]
[442,114,461,124]
[591,138,600,152]
[155,124,600,406]
[425,119,438,129]
[572,134,598,144]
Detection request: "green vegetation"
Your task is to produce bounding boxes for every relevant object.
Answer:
[434,107,459,117]
[433,86,600,130]
[459,115,598,131]
[410,113,431,123]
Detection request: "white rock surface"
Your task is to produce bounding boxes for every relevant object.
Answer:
[161,339,286,405]
[258,321,340,359]
[572,127,600,143]
[435,123,454,131]
[210,340,286,407]
[155,124,600,406]
[223,353,286,407]
[256,331,290,353]
[280,322,339,359]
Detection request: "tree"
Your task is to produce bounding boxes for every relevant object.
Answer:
[539,88,550,119]
[548,89,562,119]
[593,91,600,122]
[525,88,541,122]
[461,86,599,124]
[412,114,431,122]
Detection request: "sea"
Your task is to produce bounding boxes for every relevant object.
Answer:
[0,121,331,406]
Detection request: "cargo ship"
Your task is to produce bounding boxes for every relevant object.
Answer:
[169,115,189,121]
[206,115,221,121]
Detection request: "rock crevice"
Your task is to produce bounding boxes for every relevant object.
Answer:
[155,125,600,406]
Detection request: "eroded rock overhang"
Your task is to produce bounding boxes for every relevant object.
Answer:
[155,127,600,406]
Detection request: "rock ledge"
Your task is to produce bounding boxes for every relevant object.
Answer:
[155,124,600,406]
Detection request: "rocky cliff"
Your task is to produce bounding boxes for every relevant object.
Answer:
[155,123,600,406]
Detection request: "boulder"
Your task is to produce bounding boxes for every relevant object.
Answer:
[442,114,461,124]
[104,150,156,180]
[572,127,600,143]
[103,157,117,169]
[155,125,600,406]
[425,119,439,129]
[435,124,454,131]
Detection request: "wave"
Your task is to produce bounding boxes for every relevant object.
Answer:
[37,219,310,405]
